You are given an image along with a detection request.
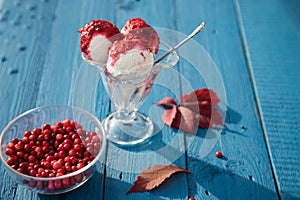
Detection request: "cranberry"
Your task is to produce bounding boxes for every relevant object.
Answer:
[52,161,62,170]
[22,137,29,144]
[76,163,85,170]
[7,156,17,165]
[70,177,76,186]
[14,143,23,151]
[57,168,65,175]
[46,155,54,162]
[188,197,196,200]
[215,151,223,158]
[56,134,63,142]
[65,165,71,172]
[28,134,37,141]
[47,180,55,191]
[58,150,66,158]
[42,123,51,130]
[29,169,37,176]
[28,155,36,163]
[19,162,28,169]
[7,142,15,149]
[74,144,81,152]
[28,180,36,187]
[17,167,26,174]
[54,180,62,189]
[56,172,64,177]
[5,119,100,180]
[62,178,70,187]
[32,128,42,136]
[24,130,31,137]
[62,119,71,128]
[69,149,76,156]
[5,148,14,156]
[36,181,43,189]
[43,161,51,169]
[92,135,100,143]
[23,144,31,152]
[74,173,83,182]
[11,138,19,144]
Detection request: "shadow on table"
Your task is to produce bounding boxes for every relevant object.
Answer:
[186,156,279,200]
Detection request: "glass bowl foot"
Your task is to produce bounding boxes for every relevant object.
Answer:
[102,111,153,146]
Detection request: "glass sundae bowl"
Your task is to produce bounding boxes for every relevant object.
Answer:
[82,42,179,146]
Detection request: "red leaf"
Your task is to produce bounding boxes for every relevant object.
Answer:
[126,164,190,195]
[196,107,224,128]
[155,97,177,108]
[172,106,196,134]
[179,88,220,109]
[162,106,177,127]
[155,88,224,133]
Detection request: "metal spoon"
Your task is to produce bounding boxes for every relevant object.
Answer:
[154,21,206,65]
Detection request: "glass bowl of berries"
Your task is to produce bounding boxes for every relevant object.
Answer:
[0,105,106,194]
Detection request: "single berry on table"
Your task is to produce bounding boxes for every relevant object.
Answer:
[215,151,223,158]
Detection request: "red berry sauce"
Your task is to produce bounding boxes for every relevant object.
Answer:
[78,19,123,58]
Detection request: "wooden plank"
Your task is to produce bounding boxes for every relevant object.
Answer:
[102,0,189,199]
[0,0,58,199]
[235,0,300,199]
[176,0,278,199]
[33,1,117,200]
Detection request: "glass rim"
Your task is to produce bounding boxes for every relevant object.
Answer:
[82,41,179,83]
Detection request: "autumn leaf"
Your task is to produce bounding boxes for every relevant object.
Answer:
[155,97,177,109]
[172,106,196,134]
[126,164,190,195]
[179,88,220,107]
[155,88,224,132]
[161,106,177,128]
[196,107,224,128]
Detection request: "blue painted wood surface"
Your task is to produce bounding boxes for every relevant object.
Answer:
[0,0,299,199]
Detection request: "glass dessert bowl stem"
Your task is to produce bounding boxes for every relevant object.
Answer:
[83,43,179,146]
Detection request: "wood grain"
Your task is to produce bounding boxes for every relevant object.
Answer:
[0,0,58,199]
[176,0,278,199]
[236,0,300,199]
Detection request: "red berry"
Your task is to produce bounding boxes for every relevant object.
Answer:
[47,180,55,191]
[63,143,71,151]
[52,161,62,170]
[74,173,83,182]
[7,156,17,165]
[5,148,14,156]
[188,197,196,200]
[11,138,19,144]
[92,135,100,143]
[62,178,70,187]
[56,134,63,142]
[24,130,31,137]
[29,169,37,176]
[54,180,62,189]
[16,151,24,158]
[32,128,42,135]
[42,123,51,130]
[76,163,85,170]
[22,137,29,144]
[74,144,81,152]
[215,151,223,158]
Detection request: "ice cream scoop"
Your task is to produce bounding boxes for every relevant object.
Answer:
[122,18,160,55]
[78,20,123,64]
[106,40,154,79]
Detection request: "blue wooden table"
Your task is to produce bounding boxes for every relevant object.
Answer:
[0,0,299,199]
